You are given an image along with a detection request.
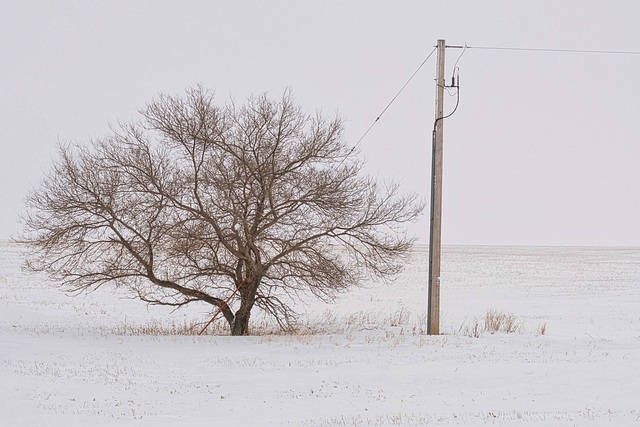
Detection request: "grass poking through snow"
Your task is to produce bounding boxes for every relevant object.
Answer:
[457,309,534,338]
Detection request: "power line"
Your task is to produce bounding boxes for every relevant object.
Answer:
[350,46,438,151]
[447,45,640,55]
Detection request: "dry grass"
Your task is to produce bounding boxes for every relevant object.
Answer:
[111,318,220,336]
[106,307,418,337]
[57,305,539,340]
[20,306,539,340]
[484,309,521,334]
[459,317,483,338]
[389,307,410,327]
[538,322,547,336]
[459,309,524,338]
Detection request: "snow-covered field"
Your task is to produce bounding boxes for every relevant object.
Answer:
[2,242,639,426]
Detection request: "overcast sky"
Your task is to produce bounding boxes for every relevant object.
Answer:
[1,1,639,246]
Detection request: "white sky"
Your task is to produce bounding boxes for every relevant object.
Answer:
[1,1,639,246]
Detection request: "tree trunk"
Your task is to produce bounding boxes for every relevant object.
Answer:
[229,278,260,335]
[231,310,251,336]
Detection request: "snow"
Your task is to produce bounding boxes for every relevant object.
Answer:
[1,242,640,425]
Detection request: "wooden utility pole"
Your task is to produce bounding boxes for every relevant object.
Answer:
[428,39,446,335]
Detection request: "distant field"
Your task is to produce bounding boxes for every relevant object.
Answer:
[2,242,639,425]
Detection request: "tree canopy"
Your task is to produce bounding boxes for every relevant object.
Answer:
[22,87,424,335]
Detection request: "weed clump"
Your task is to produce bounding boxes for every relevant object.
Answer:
[459,309,524,338]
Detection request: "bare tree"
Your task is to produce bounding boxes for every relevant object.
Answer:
[22,87,424,335]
